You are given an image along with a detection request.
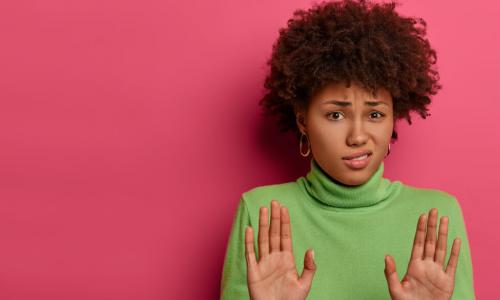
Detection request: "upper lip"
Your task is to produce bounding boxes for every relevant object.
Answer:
[342,150,372,160]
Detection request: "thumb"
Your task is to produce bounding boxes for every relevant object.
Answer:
[384,255,402,295]
[299,248,317,288]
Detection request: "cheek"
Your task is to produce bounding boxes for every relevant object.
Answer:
[380,122,394,140]
[374,126,392,139]
[309,123,346,152]
[369,118,393,137]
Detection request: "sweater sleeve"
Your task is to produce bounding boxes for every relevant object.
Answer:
[220,196,252,300]
[449,196,476,300]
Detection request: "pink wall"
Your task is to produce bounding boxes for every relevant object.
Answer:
[0,0,497,299]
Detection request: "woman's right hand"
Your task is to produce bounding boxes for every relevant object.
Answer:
[245,200,317,300]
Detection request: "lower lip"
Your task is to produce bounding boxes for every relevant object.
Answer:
[343,154,372,170]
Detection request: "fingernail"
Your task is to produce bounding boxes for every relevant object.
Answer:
[311,249,315,260]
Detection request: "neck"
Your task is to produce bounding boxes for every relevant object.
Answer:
[298,158,401,209]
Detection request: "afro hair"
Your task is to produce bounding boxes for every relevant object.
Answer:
[259,0,442,142]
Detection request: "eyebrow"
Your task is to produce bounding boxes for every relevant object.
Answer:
[323,100,388,107]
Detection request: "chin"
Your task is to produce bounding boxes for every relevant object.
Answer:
[342,177,368,187]
[333,172,366,186]
[340,168,372,186]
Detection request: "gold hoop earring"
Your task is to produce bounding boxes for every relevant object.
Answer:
[299,132,311,157]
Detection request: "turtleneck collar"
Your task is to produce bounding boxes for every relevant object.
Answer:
[297,158,401,209]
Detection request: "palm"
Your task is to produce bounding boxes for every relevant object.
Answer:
[248,251,307,299]
[384,208,462,300]
[245,200,316,300]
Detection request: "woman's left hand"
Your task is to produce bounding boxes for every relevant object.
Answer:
[384,208,462,300]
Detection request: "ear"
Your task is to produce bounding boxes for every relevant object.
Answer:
[295,107,307,134]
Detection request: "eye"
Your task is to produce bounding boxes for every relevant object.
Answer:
[327,112,344,121]
[370,111,385,119]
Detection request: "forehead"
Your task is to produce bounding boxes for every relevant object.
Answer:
[311,81,392,104]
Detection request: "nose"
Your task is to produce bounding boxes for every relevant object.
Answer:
[346,119,368,147]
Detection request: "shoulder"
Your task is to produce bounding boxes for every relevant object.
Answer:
[401,182,457,201]
[240,181,302,210]
[398,181,462,214]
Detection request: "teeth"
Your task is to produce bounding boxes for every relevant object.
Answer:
[351,154,368,160]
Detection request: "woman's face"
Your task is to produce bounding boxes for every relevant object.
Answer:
[296,81,394,186]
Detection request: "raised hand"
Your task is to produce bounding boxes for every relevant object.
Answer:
[244,200,317,300]
[384,208,462,300]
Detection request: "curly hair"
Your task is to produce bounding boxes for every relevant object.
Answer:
[259,0,442,142]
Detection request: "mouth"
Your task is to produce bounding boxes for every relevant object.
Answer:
[342,151,372,170]
[342,150,372,160]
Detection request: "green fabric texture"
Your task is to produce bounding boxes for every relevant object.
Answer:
[220,158,476,299]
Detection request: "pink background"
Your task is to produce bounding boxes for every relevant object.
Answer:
[0,0,497,299]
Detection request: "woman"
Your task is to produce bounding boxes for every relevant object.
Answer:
[220,0,475,299]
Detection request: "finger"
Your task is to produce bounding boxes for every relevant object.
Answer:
[299,249,317,288]
[445,237,462,277]
[258,206,270,259]
[269,200,281,253]
[434,216,449,268]
[410,213,427,261]
[384,255,403,296]
[280,206,294,254]
[245,226,258,270]
[424,208,438,260]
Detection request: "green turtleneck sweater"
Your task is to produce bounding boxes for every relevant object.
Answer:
[220,159,475,299]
